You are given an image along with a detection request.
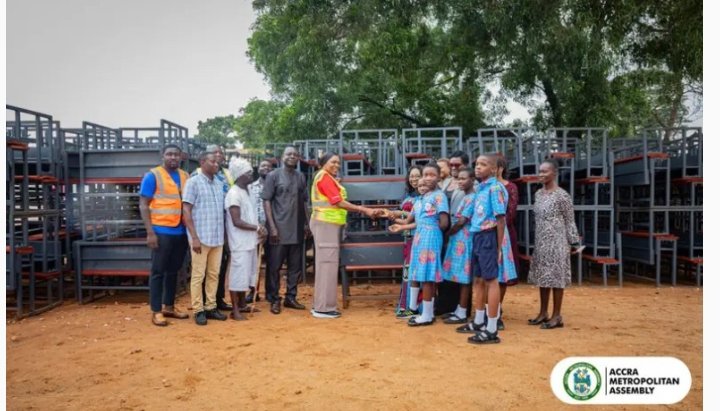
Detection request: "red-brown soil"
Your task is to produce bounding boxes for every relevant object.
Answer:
[6,282,702,410]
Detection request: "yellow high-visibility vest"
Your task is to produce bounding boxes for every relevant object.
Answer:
[311,169,347,225]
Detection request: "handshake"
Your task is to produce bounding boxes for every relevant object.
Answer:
[357,208,400,220]
[356,208,409,234]
[357,207,393,219]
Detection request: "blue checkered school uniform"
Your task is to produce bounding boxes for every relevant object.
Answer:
[396,193,422,313]
[442,192,475,285]
[408,189,449,283]
[467,177,518,283]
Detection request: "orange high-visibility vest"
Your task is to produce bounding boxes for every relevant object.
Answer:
[311,169,347,225]
[149,166,189,227]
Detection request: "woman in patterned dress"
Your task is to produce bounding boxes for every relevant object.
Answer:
[389,163,449,326]
[388,166,422,317]
[440,167,476,324]
[528,160,583,329]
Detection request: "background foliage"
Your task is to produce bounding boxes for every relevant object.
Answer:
[198,0,702,148]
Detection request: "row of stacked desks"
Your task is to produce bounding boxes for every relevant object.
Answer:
[338,175,406,307]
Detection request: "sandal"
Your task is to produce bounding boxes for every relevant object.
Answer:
[456,322,485,334]
[162,308,189,319]
[443,314,468,325]
[239,306,261,313]
[467,329,500,344]
[407,316,435,327]
[540,318,564,329]
[152,312,168,327]
[527,315,550,326]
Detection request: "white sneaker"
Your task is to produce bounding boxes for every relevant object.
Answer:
[311,309,341,319]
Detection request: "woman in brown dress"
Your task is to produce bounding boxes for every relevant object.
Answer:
[527,160,583,329]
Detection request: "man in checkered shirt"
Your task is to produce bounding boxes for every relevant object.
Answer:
[182,151,228,325]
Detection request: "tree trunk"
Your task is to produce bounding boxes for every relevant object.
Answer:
[541,78,562,127]
[663,76,684,142]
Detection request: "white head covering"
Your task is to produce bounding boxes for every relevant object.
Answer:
[229,157,253,180]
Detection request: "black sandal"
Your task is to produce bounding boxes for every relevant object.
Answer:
[467,329,500,344]
[456,322,485,334]
[527,315,550,326]
[540,318,564,329]
[443,314,468,325]
[408,316,435,327]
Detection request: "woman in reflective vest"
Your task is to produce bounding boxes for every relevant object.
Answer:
[309,152,378,319]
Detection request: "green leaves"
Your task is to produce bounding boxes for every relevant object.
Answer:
[195,115,239,147]
[231,0,702,147]
[246,0,490,139]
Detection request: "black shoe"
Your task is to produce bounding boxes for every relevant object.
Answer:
[271,301,281,315]
[206,309,228,321]
[497,317,505,331]
[283,298,306,310]
[195,311,208,326]
[217,301,233,311]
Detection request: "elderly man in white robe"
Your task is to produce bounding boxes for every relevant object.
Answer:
[224,157,267,320]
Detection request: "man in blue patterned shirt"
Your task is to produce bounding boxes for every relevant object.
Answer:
[182,151,228,325]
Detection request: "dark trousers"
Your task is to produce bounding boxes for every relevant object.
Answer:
[203,243,230,304]
[265,243,303,303]
[149,234,188,312]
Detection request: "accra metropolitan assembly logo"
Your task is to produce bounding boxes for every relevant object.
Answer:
[563,362,602,401]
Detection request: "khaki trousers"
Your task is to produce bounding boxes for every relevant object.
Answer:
[310,218,343,312]
[190,244,223,313]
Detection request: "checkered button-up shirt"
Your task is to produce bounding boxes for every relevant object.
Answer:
[191,167,232,194]
[182,172,225,247]
[468,176,508,233]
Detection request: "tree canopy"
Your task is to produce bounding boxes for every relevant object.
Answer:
[216,0,702,148]
[195,115,239,146]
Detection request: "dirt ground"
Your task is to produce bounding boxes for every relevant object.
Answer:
[6,280,702,410]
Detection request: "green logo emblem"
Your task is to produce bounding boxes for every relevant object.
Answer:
[563,362,601,401]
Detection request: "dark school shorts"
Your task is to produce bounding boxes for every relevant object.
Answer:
[471,229,498,281]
